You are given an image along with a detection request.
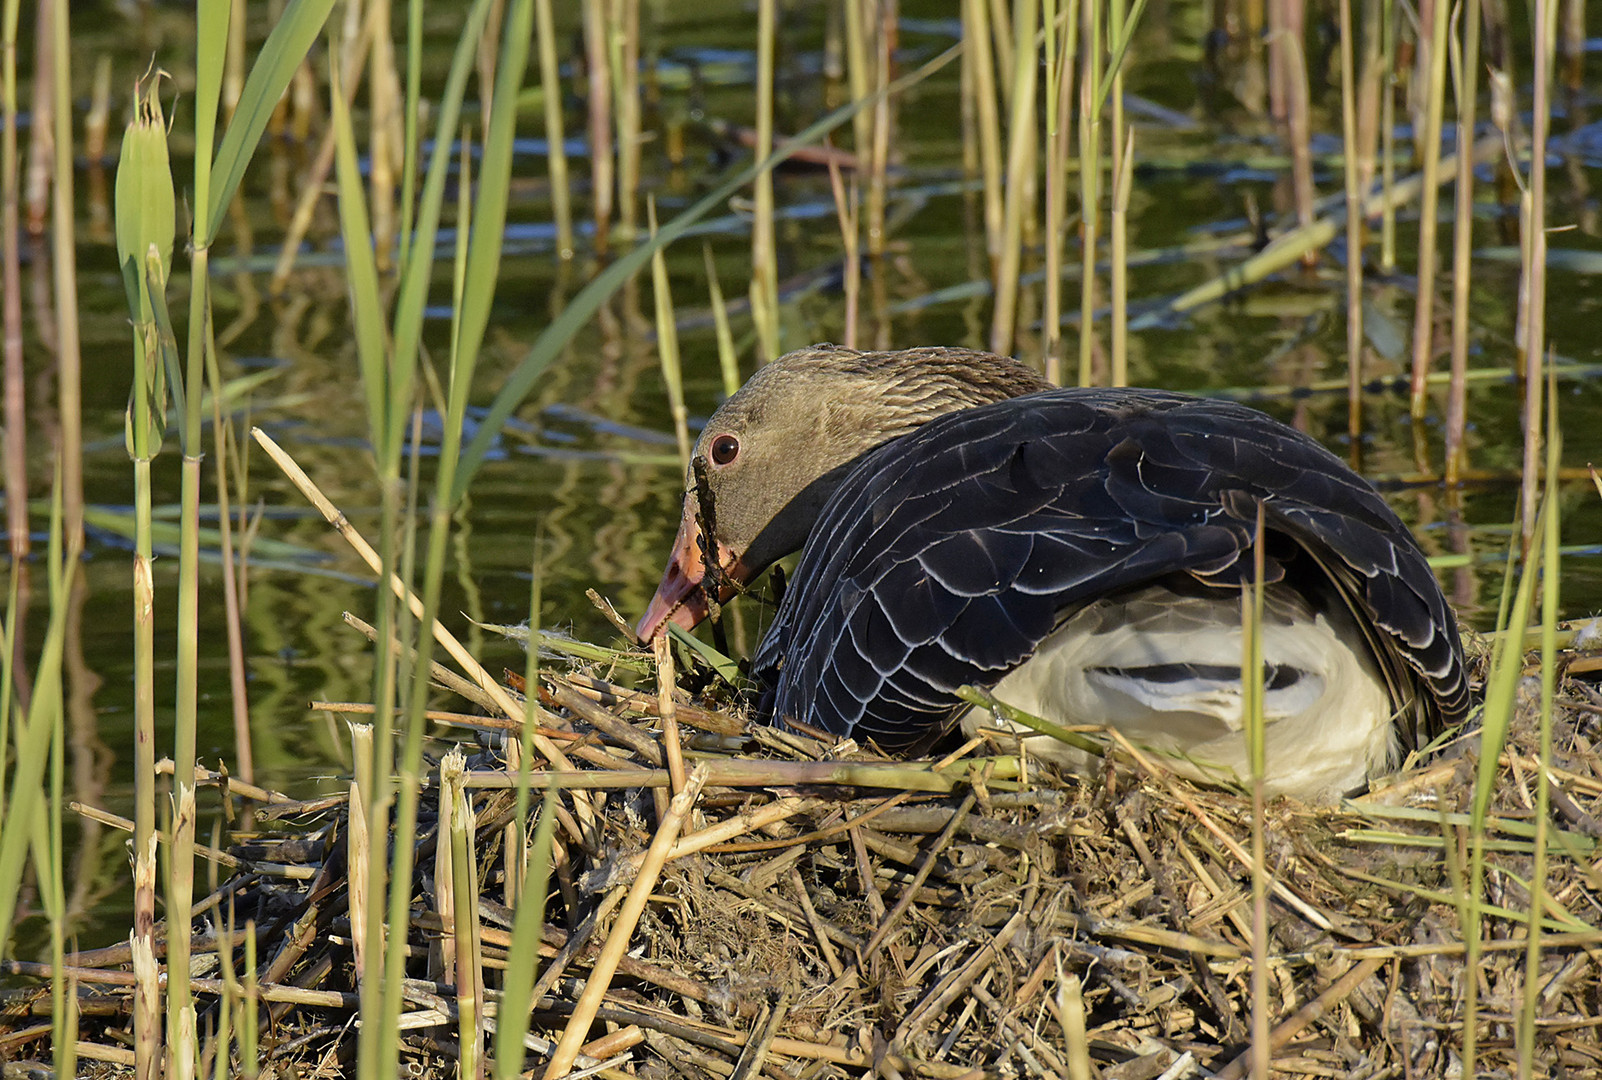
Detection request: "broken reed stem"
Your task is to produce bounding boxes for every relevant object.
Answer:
[1110,125,1132,388]
[653,633,686,796]
[446,751,485,1080]
[1214,957,1389,1080]
[248,429,588,787]
[348,722,376,985]
[860,792,977,961]
[542,765,708,1079]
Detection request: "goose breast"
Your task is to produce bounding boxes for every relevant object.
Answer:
[636,345,1472,801]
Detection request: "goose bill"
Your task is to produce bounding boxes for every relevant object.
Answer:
[636,510,746,641]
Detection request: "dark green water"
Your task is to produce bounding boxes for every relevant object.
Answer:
[6,0,1602,949]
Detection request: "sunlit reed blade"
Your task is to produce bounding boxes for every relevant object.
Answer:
[205,0,336,240]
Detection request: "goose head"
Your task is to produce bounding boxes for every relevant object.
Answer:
[636,344,1051,641]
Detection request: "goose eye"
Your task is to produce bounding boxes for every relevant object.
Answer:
[710,434,740,465]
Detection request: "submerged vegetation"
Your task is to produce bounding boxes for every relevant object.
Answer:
[1,0,1599,1076]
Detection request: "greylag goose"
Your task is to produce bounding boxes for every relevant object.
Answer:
[637,345,1471,800]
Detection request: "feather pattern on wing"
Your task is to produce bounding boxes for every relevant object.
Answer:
[751,388,1471,754]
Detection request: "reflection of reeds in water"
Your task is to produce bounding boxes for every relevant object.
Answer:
[0,0,1591,1075]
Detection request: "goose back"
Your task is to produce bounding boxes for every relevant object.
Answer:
[751,387,1472,762]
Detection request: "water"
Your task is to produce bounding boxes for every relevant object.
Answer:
[6,0,1602,951]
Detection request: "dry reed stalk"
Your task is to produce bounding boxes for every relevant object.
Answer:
[23,0,50,233]
[1078,0,1103,386]
[1379,0,1397,269]
[1445,0,1484,484]
[1518,0,1556,552]
[1110,126,1132,387]
[1408,0,1453,419]
[750,0,780,361]
[582,0,613,253]
[2,0,26,562]
[1280,0,1316,244]
[1339,0,1365,449]
[1214,956,1389,1080]
[367,0,400,271]
[647,198,691,467]
[989,0,1037,356]
[433,749,460,982]
[542,766,708,1078]
[341,611,506,717]
[824,146,861,350]
[202,334,255,784]
[610,0,640,239]
[1043,0,1079,386]
[861,792,976,961]
[165,784,198,1080]
[866,2,894,261]
[534,0,573,258]
[131,833,159,1080]
[46,0,81,554]
[963,0,1004,265]
[445,752,486,1080]
[348,723,376,982]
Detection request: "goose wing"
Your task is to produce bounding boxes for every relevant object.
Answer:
[751,388,1470,752]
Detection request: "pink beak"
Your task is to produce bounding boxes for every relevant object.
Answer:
[636,503,747,643]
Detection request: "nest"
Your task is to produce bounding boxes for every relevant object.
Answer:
[10,637,1602,1079]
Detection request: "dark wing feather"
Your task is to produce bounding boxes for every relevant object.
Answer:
[751,388,1471,751]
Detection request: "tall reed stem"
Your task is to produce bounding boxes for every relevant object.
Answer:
[1078,0,1102,386]
[751,0,780,361]
[1444,0,1482,484]
[989,0,1037,357]
[1339,0,1365,447]
[1518,0,1555,551]
[1408,0,1452,419]
[2,0,24,562]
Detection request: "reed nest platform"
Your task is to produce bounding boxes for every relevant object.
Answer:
[12,635,1602,1079]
